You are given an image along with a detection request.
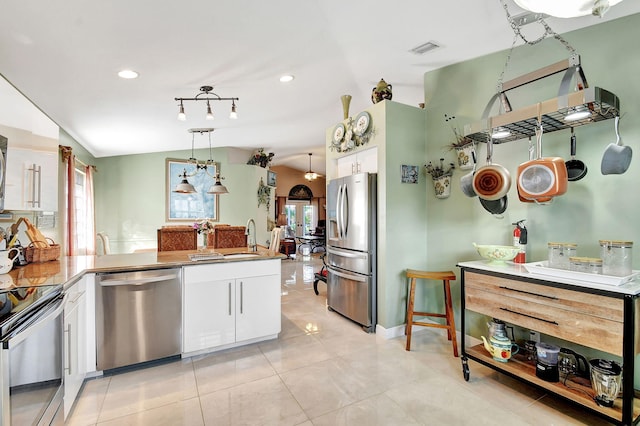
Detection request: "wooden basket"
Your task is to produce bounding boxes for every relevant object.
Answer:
[25,238,61,263]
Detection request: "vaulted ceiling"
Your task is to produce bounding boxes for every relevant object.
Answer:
[1,0,638,174]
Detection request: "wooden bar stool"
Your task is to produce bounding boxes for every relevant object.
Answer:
[405,269,458,357]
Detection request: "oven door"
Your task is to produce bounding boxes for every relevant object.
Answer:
[1,294,64,426]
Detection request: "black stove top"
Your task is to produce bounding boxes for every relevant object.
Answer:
[0,285,62,338]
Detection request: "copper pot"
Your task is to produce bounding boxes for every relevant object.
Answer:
[517,123,568,203]
[473,136,511,201]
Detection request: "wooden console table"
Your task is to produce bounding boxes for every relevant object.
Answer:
[458,261,640,426]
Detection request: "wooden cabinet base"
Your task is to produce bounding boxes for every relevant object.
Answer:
[464,345,640,424]
[459,263,640,426]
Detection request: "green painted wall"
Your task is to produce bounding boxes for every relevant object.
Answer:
[423,13,640,372]
[424,12,640,313]
[93,148,272,253]
[326,100,427,329]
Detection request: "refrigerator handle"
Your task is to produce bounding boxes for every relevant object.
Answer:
[342,184,349,238]
[328,266,368,282]
[327,246,368,259]
[337,184,344,239]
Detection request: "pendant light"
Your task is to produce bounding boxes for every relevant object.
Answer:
[514,0,624,18]
[172,128,230,194]
[173,169,196,193]
[208,173,229,194]
[304,153,318,181]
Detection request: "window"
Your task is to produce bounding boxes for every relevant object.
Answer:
[71,167,91,255]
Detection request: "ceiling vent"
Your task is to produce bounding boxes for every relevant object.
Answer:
[409,41,441,55]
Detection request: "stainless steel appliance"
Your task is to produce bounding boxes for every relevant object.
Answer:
[589,358,623,407]
[326,172,377,332]
[0,134,7,211]
[1,284,65,426]
[96,268,182,371]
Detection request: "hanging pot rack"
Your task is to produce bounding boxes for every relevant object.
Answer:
[464,54,620,144]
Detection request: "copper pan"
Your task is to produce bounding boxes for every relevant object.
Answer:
[517,122,568,203]
[473,135,511,201]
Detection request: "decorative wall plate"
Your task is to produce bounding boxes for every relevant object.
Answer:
[354,111,371,136]
[333,123,345,143]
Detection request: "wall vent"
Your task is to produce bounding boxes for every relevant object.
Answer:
[409,41,441,55]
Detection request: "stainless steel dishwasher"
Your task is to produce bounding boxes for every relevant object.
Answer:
[95,268,182,371]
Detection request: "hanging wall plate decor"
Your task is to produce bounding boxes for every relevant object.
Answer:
[329,111,373,153]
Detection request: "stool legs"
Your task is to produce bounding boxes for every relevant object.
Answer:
[443,279,458,357]
[405,270,458,357]
[405,277,417,351]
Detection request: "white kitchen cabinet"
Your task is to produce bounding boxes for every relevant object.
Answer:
[63,277,87,419]
[183,260,281,354]
[235,275,281,342]
[183,278,236,352]
[336,146,377,177]
[4,140,58,211]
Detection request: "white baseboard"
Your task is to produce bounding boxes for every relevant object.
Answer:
[374,323,406,340]
[375,318,447,340]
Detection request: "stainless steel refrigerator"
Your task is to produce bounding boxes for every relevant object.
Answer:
[326,172,377,332]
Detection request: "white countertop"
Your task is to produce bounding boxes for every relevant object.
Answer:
[457,260,640,296]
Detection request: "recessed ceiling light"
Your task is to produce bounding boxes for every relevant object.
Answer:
[118,69,139,79]
[279,74,294,83]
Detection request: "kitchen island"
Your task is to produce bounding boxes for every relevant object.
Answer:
[458,260,640,426]
[3,246,284,290]
[1,247,283,421]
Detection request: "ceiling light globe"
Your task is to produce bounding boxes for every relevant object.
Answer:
[117,69,139,79]
[208,183,229,194]
[206,102,214,120]
[178,103,186,121]
[514,0,623,18]
[174,179,196,193]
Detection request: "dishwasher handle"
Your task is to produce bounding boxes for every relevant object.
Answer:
[98,273,178,287]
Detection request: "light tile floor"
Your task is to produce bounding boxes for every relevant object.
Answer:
[67,254,614,425]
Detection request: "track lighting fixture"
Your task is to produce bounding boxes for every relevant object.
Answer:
[174,85,239,121]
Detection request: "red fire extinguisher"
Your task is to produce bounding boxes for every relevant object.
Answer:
[512,220,527,263]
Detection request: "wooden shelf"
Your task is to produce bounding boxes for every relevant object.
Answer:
[466,344,640,423]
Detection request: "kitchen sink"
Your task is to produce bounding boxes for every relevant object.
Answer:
[223,253,261,259]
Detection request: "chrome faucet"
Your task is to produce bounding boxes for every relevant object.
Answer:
[245,218,257,252]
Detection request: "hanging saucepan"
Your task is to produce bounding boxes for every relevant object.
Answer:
[479,193,508,217]
[473,135,511,201]
[517,122,568,204]
[460,149,477,198]
[566,127,588,181]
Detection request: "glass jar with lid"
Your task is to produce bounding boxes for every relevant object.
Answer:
[599,240,633,276]
[548,242,577,270]
[569,257,602,274]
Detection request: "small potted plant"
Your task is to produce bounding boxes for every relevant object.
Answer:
[247,148,275,168]
[444,114,475,170]
[424,159,455,199]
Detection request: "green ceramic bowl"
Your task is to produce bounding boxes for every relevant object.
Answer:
[473,243,520,264]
